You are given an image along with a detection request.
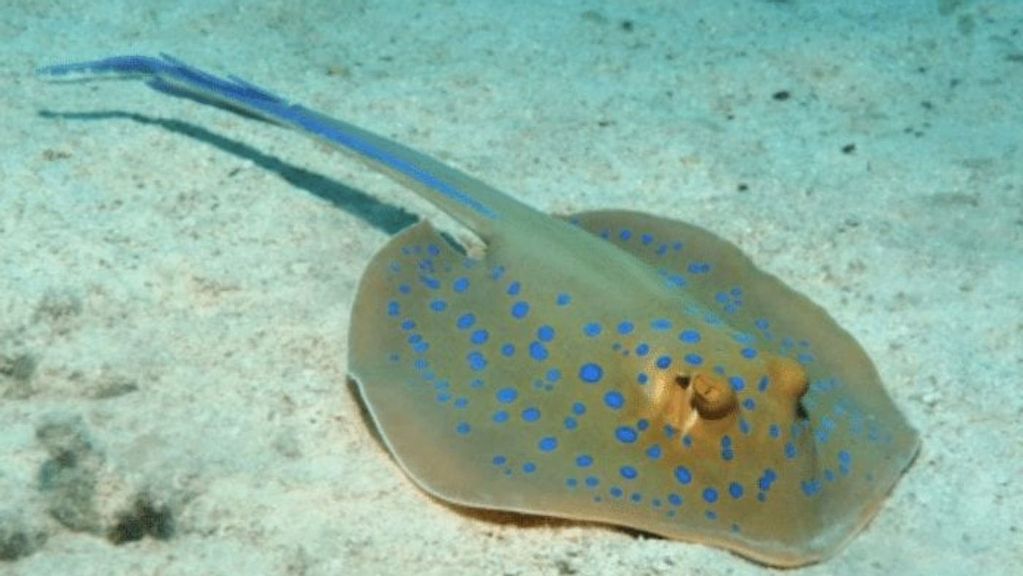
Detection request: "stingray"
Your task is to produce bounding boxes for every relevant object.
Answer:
[38,54,919,567]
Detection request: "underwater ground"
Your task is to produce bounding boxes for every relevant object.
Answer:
[1,1,1021,574]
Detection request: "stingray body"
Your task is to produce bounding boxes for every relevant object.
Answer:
[39,55,919,567]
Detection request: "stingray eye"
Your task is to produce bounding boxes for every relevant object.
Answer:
[766,356,810,419]
[690,372,738,419]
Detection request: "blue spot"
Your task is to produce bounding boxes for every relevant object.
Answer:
[566,478,578,488]
[688,262,711,274]
[682,435,693,448]
[398,284,411,294]
[637,419,650,431]
[769,424,781,438]
[537,325,556,342]
[603,391,625,410]
[456,313,476,330]
[492,410,509,423]
[496,388,518,404]
[563,416,578,430]
[641,233,654,245]
[729,376,746,391]
[758,376,770,392]
[522,462,536,474]
[420,275,440,290]
[454,397,469,409]
[522,407,541,422]
[557,293,572,306]
[617,321,635,335]
[610,487,624,498]
[511,301,529,319]
[651,318,672,331]
[387,301,400,316]
[739,419,751,435]
[755,318,770,330]
[615,426,638,444]
[729,482,744,499]
[635,343,649,356]
[630,492,642,503]
[492,455,506,466]
[674,466,693,485]
[572,402,586,415]
[679,329,701,343]
[702,487,719,503]
[839,450,852,465]
[583,322,602,337]
[645,444,662,460]
[538,437,558,452]
[429,299,447,312]
[785,442,797,459]
[470,329,489,345]
[742,398,756,411]
[529,341,549,361]
[506,281,521,295]
[619,466,638,480]
[545,368,561,382]
[741,347,758,359]
[619,229,632,240]
[453,277,470,293]
[758,469,777,491]
[656,355,672,369]
[456,422,471,435]
[470,379,484,389]
[684,353,703,366]
[501,343,515,357]
[467,351,487,371]
[665,274,686,288]
[637,373,649,384]
[668,493,683,507]
[574,454,593,468]
[585,476,599,487]
[400,319,415,331]
[801,479,822,497]
[579,363,604,383]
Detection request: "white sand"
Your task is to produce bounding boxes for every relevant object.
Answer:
[2,1,1021,574]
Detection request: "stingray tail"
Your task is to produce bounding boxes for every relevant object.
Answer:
[38,54,527,236]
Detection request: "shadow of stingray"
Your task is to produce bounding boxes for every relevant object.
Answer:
[37,109,419,235]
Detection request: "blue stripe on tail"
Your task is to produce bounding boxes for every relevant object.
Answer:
[38,54,498,221]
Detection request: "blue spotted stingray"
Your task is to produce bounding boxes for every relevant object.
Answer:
[38,55,919,567]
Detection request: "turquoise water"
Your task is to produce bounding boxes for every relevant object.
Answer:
[1,1,1020,574]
